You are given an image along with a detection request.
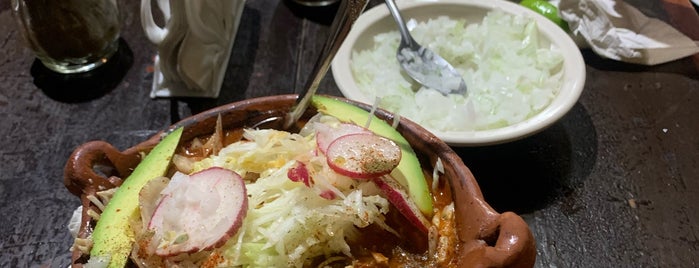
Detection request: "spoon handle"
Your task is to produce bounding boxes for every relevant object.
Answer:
[284,0,370,129]
[384,0,415,48]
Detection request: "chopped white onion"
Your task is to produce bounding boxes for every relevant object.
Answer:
[351,11,564,131]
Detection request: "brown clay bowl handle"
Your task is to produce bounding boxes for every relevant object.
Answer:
[445,162,535,267]
[456,209,536,267]
[482,212,536,267]
[63,141,145,197]
[64,140,152,267]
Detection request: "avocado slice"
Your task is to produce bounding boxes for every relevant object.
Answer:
[89,127,183,268]
[311,95,433,216]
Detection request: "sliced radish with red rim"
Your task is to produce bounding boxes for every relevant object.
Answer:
[316,123,371,154]
[373,175,431,234]
[148,167,248,256]
[326,133,401,179]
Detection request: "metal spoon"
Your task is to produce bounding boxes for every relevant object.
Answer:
[384,0,467,96]
[253,0,369,130]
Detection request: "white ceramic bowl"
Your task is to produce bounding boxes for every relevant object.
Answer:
[331,0,585,146]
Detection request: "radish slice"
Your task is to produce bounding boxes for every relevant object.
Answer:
[326,133,401,178]
[316,123,371,154]
[287,161,311,187]
[374,175,431,234]
[319,190,336,200]
[148,167,248,256]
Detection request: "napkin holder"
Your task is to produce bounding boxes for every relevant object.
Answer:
[147,0,246,98]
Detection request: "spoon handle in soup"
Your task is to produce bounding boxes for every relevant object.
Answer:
[283,0,370,129]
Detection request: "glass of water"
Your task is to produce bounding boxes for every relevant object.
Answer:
[12,0,121,74]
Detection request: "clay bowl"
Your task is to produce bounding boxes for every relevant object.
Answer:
[64,95,535,267]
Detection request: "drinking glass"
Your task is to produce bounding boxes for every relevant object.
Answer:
[12,0,121,74]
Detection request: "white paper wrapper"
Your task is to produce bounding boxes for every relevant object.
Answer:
[558,0,699,65]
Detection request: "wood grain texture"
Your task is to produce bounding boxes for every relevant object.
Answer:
[0,0,697,267]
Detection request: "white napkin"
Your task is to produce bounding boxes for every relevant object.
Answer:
[557,0,699,65]
[147,0,246,98]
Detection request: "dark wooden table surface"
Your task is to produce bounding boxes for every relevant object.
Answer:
[1,0,698,267]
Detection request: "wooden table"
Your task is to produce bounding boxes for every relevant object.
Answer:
[1,0,697,267]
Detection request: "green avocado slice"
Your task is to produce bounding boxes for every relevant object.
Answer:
[311,96,433,216]
[89,127,183,268]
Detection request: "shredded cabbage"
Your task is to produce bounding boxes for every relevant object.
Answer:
[84,255,110,268]
[188,123,392,267]
[351,11,564,131]
[69,206,82,238]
